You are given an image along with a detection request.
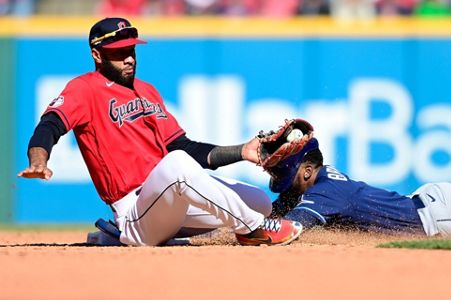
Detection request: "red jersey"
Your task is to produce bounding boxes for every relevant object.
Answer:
[44,71,185,204]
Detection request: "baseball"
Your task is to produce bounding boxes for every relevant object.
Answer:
[286,129,303,142]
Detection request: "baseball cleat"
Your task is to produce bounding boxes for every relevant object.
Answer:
[235,217,303,246]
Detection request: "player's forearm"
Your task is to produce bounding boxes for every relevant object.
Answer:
[18,146,53,180]
[166,134,216,168]
[207,144,244,169]
[166,134,248,169]
[207,137,260,168]
[28,147,49,167]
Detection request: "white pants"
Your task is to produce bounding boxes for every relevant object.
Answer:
[112,150,271,246]
[413,182,451,236]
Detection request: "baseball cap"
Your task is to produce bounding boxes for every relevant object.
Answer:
[89,17,147,49]
[269,138,320,193]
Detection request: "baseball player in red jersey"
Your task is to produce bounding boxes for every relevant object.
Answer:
[18,17,302,246]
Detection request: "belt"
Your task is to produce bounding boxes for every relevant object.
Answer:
[412,195,426,209]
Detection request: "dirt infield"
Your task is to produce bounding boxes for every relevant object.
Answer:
[1,228,450,300]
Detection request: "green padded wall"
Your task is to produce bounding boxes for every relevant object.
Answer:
[0,38,14,223]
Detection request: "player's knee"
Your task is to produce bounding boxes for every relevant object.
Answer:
[262,201,273,217]
[241,186,272,217]
[254,191,272,217]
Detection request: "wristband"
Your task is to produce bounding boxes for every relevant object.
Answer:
[208,144,244,169]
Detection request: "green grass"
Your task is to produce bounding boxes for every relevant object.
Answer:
[378,239,451,250]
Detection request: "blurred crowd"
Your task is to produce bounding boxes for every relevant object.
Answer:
[1,0,451,17]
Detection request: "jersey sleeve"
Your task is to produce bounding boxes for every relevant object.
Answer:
[285,206,326,229]
[43,77,92,131]
[294,190,351,227]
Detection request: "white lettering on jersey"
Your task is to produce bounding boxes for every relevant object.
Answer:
[326,166,348,181]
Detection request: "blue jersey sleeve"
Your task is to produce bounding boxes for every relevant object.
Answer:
[285,206,326,229]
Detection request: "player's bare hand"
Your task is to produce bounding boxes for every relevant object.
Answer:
[242,137,260,164]
[17,165,53,180]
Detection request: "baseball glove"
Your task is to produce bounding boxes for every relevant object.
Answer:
[257,118,314,175]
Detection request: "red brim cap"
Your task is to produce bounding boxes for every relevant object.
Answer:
[102,38,147,49]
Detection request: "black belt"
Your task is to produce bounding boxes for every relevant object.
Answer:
[412,195,425,209]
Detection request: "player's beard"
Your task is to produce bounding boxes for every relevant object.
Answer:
[100,59,136,89]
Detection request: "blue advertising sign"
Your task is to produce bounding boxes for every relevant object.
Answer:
[15,37,451,223]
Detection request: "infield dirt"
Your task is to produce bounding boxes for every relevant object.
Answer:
[1,227,450,300]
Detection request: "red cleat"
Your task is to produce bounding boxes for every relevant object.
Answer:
[236,218,302,246]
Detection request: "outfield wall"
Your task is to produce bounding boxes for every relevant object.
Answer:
[0,38,15,223]
[1,17,451,224]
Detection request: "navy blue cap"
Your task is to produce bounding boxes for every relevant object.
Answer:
[89,17,146,49]
[269,138,320,193]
